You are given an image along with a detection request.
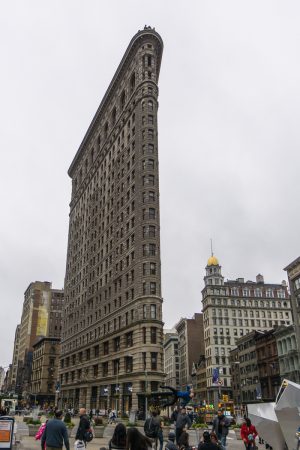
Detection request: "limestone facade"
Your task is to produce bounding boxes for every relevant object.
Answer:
[59,27,164,413]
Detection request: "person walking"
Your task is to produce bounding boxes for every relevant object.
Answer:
[75,408,91,447]
[151,410,163,450]
[212,409,230,449]
[175,406,192,444]
[240,417,258,450]
[41,410,70,450]
[170,406,179,425]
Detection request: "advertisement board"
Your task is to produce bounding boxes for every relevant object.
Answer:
[0,417,14,449]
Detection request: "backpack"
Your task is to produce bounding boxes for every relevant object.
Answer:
[144,417,159,438]
[84,428,94,442]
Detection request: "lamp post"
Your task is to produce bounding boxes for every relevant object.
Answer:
[145,370,148,419]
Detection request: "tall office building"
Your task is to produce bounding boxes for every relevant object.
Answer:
[163,329,180,388]
[175,314,205,389]
[16,281,64,396]
[10,324,21,393]
[60,27,164,412]
[202,254,292,405]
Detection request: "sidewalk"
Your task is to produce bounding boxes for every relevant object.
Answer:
[16,429,250,450]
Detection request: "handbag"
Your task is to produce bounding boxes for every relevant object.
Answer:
[74,440,85,450]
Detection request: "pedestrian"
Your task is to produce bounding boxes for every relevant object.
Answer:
[240,417,258,450]
[109,410,117,424]
[109,422,127,449]
[165,431,178,450]
[175,406,192,444]
[75,407,91,446]
[170,406,179,425]
[210,432,221,447]
[35,419,48,449]
[178,430,192,450]
[150,410,163,450]
[126,427,152,450]
[41,410,70,450]
[198,431,220,450]
[212,409,230,448]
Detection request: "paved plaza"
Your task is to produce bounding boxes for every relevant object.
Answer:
[10,416,257,450]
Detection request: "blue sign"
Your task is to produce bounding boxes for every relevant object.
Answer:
[212,367,219,385]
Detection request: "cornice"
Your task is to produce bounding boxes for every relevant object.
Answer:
[68,27,163,178]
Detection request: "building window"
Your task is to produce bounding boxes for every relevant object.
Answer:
[103,341,109,355]
[150,304,157,319]
[149,208,156,219]
[150,327,157,344]
[150,282,157,295]
[151,352,157,370]
[143,327,146,344]
[150,262,156,275]
[143,305,147,318]
[112,107,117,126]
[149,243,156,256]
[126,332,133,347]
[130,73,135,93]
[93,365,98,377]
[120,90,126,109]
[113,359,120,375]
[102,362,108,377]
[114,337,120,352]
[125,356,133,373]
[94,345,99,358]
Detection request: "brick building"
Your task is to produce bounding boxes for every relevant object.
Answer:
[31,337,60,406]
[16,281,63,398]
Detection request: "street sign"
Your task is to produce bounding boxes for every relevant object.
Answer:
[0,416,14,449]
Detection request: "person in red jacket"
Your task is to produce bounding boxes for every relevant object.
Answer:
[240,417,258,450]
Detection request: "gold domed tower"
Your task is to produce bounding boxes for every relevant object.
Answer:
[204,252,223,286]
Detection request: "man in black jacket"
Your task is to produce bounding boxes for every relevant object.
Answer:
[76,408,91,446]
[41,410,70,450]
[175,406,191,444]
[212,409,230,448]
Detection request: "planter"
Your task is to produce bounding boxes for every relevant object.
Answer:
[162,426,171,440]
[94,425,105,438]
[234,429,242,440]
[23,417,31,423]
[28,425,41,436]
[67,426,76,437]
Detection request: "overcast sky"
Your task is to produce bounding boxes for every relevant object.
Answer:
[1,0,299,369]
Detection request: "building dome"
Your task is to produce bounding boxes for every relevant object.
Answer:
[207,255,219,266]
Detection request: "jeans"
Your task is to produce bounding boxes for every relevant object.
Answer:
[244,442,256,450]
[217,433,227,449]
[157,429,163,450]
[176,428,183,444]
